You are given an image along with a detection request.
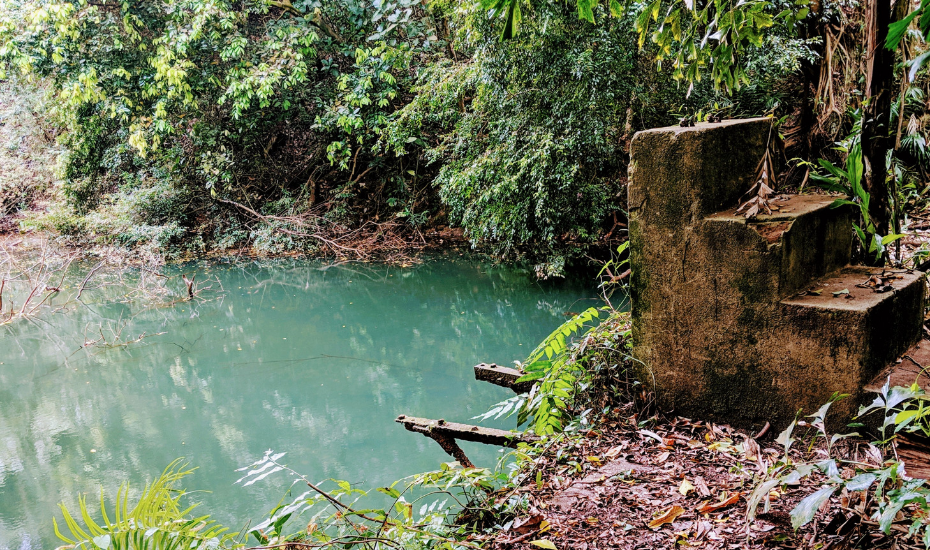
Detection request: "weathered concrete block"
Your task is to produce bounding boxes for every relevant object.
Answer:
[628,118,925,428]
[775,268,926,421]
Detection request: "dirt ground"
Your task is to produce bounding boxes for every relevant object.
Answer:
[478,408,928,550]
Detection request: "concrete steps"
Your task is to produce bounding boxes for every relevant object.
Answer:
[769,267,926,421]
[629,118,927,428]
[704,195,853,299]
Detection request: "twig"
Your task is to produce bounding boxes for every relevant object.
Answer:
[183,273,196,300]
[76,261,106,300]
[754,422,771,440]
[218,198,364,256]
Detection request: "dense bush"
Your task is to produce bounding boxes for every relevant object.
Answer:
[0,0,818,267]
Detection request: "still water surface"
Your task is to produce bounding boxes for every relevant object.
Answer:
[0,256,596,549]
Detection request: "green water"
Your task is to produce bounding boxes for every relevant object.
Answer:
[0,256,596,549]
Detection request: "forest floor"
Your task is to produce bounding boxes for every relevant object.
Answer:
[479,407,926,550]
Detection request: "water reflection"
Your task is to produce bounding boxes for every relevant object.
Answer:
[0,256,597,549]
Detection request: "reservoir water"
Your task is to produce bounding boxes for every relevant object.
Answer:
[0,255,596,549]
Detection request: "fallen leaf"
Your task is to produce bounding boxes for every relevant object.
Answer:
[539,520,551,533]
[530,540,557,550]
[744,438,761,461]
[604,446,623,458]
[586,456,601,463]
[832,288,849,297]
[697,492,741,514]
[512,515,544,534]
[694,476,711,497]
[680,479,695,496]
[693,520,712,540]
[647,505,685,529]
[656,451,671,463]
[639,429,666,445]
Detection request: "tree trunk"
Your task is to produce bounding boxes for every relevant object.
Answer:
[796,0,824,161]
[861,0,895,265]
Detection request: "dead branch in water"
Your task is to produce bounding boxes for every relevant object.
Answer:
[0,238,223,328]
[217,198,426,263]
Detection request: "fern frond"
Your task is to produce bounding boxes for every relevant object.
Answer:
[52,460,236,550]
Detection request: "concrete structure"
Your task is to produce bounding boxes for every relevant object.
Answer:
[628,118,926,427]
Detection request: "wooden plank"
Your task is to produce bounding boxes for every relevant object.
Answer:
[865,339,930,478]
[898,434,930,480]
[395,415,539,448]
[865,339,930,393]
[473,363,534,393]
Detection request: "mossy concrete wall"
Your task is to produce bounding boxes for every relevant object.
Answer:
[628,118,923,428]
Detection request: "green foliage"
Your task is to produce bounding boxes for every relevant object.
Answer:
[0,0,445,255]
[394,5,637,262]
[478,305,634,436]
[810,124,904,262]
[887,0,930,81]
[517,306,602,435]
[483,0,809,94]
[385,3,704,265]
[747,386,930,548]
[53,459,237,550]
[234,450,498,549]
[0,0,815,262]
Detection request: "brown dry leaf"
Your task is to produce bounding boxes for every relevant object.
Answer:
[693,476,711,497]
[512,514,545,534]
[604,445,623,458]
[639,429,666,446]
[693,520,712,540]
[696,492,741,514]
[647,505,686,529]
[744,438,761,461]
[735,125,777,219]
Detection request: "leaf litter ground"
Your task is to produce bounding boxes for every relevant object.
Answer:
[478,408,928,550]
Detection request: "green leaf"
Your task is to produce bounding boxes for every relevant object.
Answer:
[845,473,876,492]
[93,535,111,549]
[775,421,796,454]
[817,158,847,180]
[881,233,905,245]
[609,0,624,16]
[501,1,521,40]
[377,487,401,499]
[577,0,596,22]
[895,409,921,426]
[853,224,868,248]
[908,51,930,82]
[887,9,920,50]
[879,499,906,533]
[515,371,546,383]
[847,146,865,197]
[790,486,836,530]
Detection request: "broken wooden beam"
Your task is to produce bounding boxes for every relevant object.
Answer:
[396,415,539,467]
[473,363,533,393]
